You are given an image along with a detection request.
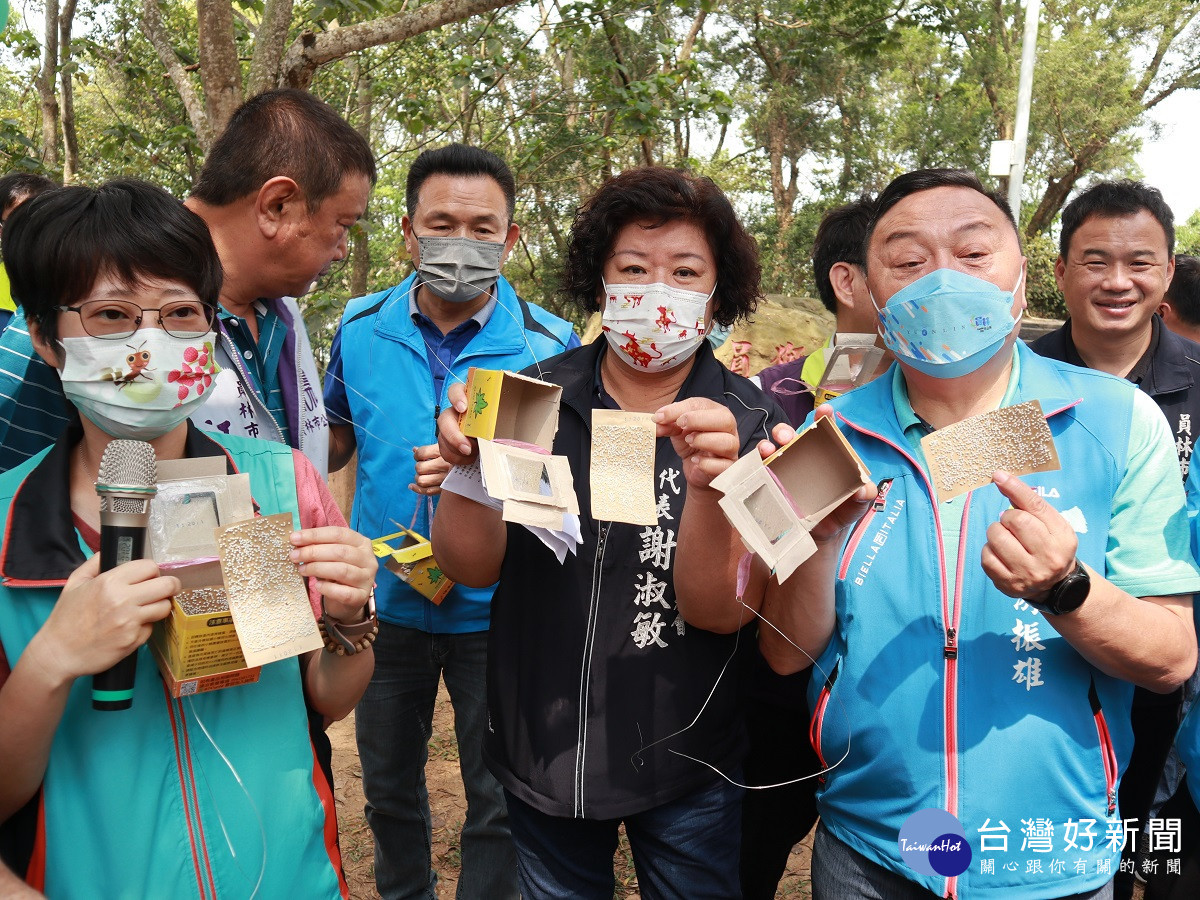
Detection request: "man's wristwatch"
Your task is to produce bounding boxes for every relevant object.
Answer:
[1027,560,1091,616]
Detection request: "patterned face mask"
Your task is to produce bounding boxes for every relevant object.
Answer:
[872,268,1025,379]
[601,281,716,373]
[58,330,220,439]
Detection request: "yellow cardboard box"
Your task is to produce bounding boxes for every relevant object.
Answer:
[149,560,261,695]
[459,367,561,449]
[372,528,454,605]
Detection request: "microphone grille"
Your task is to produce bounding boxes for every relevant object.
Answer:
[97,440,158,490]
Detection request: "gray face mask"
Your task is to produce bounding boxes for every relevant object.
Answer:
[415,235,505,304]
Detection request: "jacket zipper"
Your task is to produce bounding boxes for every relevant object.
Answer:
[809,663,840,785]
[941,497,972,900]
[1089,680,1119,815]
[575,521,609,817]
[836,478,893,580]
[837,415,958,899]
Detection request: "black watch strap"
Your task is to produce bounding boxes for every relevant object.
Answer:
[1028,560,1091,616]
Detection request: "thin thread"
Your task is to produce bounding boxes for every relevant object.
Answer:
[319,278,556,523]
[411,281,547,386]
[722,390,773,443]
[320,366,421,456]
[631,592,852,791]
[631,617,747,770]
[664,596,851,790]
[186,698,268,899]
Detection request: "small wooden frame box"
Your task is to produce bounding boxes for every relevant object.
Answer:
[372,528,454,605]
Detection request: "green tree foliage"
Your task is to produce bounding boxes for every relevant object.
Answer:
[1178,210,1200,257]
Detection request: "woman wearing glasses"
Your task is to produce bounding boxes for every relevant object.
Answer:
[0,179,376,898]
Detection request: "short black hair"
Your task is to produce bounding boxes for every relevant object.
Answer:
[1059,180,1174,259]
[191,89,377,211]
[867,168,1019,264]
[0,173,56,219]
[2,178,222,346]
[406,144,516,223]
[813,196,875,313]
[1167,255,1200,327]
[561,166,761,326]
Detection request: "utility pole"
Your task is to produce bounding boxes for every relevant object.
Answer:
[1007,0,1042,224]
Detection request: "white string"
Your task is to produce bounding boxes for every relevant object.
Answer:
[318,278,558,515]
[488,286,548,382]
[185,698,268,899]
[319,366,421,456]
[722,389,774,444]
[631,591,853,791]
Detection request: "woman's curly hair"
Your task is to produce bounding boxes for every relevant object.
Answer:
[560,167,762,327]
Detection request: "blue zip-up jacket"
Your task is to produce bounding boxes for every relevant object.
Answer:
[809,342,1181,898]
[330,273,578,633]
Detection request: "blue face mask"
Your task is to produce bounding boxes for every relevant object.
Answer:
[872,267,1024,379]
[706,320,733,349]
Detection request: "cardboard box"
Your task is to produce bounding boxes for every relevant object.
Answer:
[149,575,262,694]
[459,368,561,448]
[712,415,871,582]
[150,640,261,698]
[372,528,455,605]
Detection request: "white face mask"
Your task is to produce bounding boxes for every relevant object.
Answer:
[59,330,220,440]
[601,281,715,372]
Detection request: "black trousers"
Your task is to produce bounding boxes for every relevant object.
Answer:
[739,694,821,899]
[1143,777,1200,899]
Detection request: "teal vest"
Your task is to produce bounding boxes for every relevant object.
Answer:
[0,432,345,899]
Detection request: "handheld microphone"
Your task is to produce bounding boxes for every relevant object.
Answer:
[92,440,158,711]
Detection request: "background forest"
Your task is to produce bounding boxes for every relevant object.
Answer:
[4,0,1200,362]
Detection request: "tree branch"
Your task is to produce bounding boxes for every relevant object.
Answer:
[197,0,244,138]
[59,0,80,180]
[140,0,212,148]
[248,0,296,96]
[282,0,523,89]
[678,0,719,64]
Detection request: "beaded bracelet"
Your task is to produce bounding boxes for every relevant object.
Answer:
[319,590,379,656]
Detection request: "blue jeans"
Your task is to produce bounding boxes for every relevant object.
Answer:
[505,778,743,900]
[812,822,1113,900]
[355,623,517,900]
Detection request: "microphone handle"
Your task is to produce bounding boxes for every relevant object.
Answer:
[92,523,148,711]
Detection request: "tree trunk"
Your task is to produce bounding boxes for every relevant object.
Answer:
[58,0,80,182]
[247,0,296,95]
[350,61,372,298]
[142,0,212,149]
[282,0,523,89]
[766,111,793,229]
[197,0,244,139]
[1026,167,1083,238]
[38,0,61,170]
